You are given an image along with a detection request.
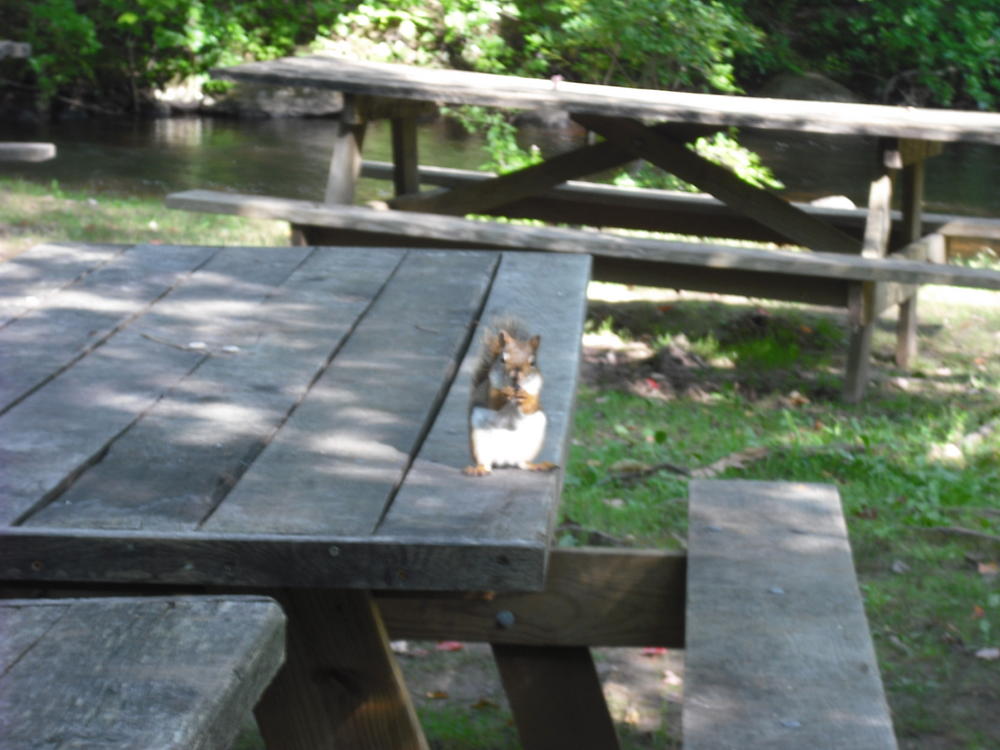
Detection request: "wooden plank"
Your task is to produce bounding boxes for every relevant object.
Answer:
[389,138,635,215]
[895,158,926,368]
[25,247,401,532]
[213,56,1000,145]
[203,249,498,537]
[0,595,285,750]
[375,252,590,567]
[391,116,420,195]
[376,547,685,647]
[255,589,428,750]
[493,644,621,750]
[0,329,204,526]
[363,160,997,248]
[0,243,222,412]
[592,255,849,307]
[324,94,366,204]
[0,527,547,591]
[165,190,1000,290]
[684,480,897,750]
[0,142,55,162]
[574,113,860,255]
[0,242,128,327]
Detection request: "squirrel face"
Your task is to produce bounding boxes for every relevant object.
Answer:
[497,330,541,390]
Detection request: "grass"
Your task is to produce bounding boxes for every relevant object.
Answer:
[4,178,999,749]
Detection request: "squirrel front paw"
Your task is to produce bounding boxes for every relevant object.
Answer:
[463,464,492,477]
[522,461,558,472]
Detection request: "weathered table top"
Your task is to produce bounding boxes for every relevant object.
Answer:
[0,242,589,591]
[214,55,1000,145]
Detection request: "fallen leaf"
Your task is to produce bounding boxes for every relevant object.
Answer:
[603,497,627,509]
[608,459,652,475]
[972,605,986,620]
[978,561,999,577]
[891,559,911,575]
[975,647,1000,661]
[435,641,464,652]
[663,669,682,686]
[641,647,668,657]
[425,690,449,699]
[472,698,499,710]
[689,446,769,479]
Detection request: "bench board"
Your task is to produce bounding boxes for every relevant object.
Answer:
[0,595,285,750]
[165,190,1000,292]
[684,480,896,749]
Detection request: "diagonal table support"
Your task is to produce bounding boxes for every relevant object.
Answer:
[572,113,860,255]
[255,589,429,750]
[389,123,715,217]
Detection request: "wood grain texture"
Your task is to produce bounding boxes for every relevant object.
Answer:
[255,589,427,750]
[203,249,497,536]
[389,138,633,215]
[375,252,590,569]
[1,244,585,592]
[377,547,685,647]
[212,56,1000,144]
[0,527,546,590]
[0,243,130,325]
[0,595,285,750]
[493,644,621,750]
[166,190,1000,290]
[26,246,401,532]
[574,114,860,255]
[0,243,223,412]
[362,160,1000,250]
[683,480,897,750]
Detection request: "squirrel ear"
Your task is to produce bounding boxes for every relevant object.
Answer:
[529,334,541,350]
[497,330,510,347]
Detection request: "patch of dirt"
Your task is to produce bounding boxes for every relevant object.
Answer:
[395,641,685,746]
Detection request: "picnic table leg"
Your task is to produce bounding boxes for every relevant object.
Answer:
[895,156,926,368]
[254,588,428,750]
[391,115,420,196]
[844,169,894,402]
[492,644,622,750]
[293,94,368,245]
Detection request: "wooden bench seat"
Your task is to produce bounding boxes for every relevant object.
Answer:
[0,143,56,163]
[684,480,897,749]
[376,480,895,749]
[165,189,1000,298]
[0,595,285,750]
[360,159,1000,257]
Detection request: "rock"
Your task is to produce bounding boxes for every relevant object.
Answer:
[757,72,863,103]
[810,195,857,210]
[219,82,345,118]
[152,76,345,118]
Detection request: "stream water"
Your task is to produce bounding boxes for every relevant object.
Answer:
[1,115,998,217]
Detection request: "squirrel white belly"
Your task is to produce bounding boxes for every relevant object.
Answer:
[464,319,556,476]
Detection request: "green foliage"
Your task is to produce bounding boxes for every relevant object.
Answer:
[614,131,784,193]
[740,0,1000,109]
[4,0,345,112]
[517,0,763,93]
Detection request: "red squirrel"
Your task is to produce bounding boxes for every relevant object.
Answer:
[464,319,556,476]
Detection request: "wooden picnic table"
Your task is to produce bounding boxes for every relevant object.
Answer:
[0,240,589,749]
[207,55,1000,401]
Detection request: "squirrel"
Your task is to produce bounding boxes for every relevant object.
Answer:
[464,318,557,476]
